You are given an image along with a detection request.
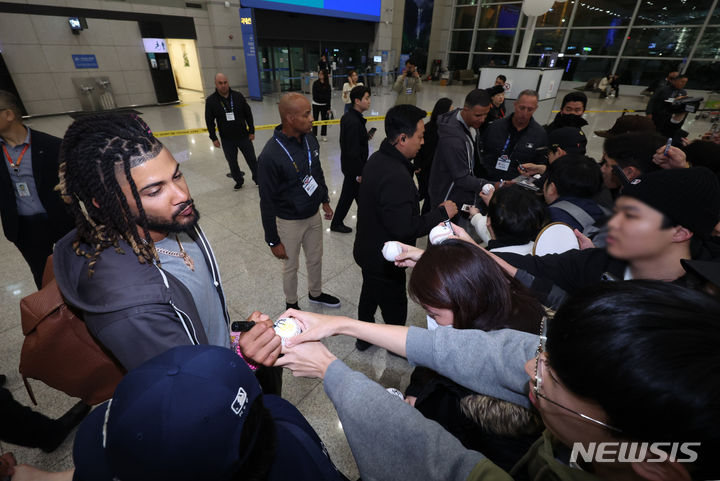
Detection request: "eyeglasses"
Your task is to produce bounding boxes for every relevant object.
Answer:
[533,322,623,433]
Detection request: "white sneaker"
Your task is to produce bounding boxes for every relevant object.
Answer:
[322,136,328,142]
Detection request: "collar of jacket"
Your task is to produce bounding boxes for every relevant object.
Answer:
[379,139,414,173]
[507,113,535,134]
[348,108,367,124]
[273,124,306,148]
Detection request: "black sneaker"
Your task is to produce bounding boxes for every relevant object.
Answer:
[330,224,352,233]
[308,292,341,307]
[355,339,372,351]
[286,302,299,310]
[234,182,244,191]
[226,173,233,178]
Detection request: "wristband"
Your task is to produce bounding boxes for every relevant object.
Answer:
[236,347,259,371]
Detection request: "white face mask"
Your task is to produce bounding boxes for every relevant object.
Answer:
[426,315,452,330]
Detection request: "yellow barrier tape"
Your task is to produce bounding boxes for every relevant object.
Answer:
[156,109,641,138]
[153,114,393,138]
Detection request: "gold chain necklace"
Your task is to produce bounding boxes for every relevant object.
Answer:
[155,234,195,271]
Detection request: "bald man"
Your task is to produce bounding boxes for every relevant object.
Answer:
[205,73,257,190]
[258,93,341,310]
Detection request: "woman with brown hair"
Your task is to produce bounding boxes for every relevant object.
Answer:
[405,239,544,470]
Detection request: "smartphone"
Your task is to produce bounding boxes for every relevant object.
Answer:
[611,164,631,185]
[368,127,377,139]
[461,204,473,213]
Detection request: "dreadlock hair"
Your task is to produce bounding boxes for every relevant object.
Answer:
[57,113,163,276]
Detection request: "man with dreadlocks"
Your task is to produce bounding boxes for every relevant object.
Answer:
[53,113,283,393]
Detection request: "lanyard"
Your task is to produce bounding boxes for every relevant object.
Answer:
[275,136,312,175]
[2,142,29,171]
[222,95,234,113]
[501,135,511,155]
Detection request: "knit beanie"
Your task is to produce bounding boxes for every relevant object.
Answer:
[621,167,720,237]
[485,85,505,97]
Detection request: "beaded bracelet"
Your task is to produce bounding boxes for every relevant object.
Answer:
[236,346,259,371]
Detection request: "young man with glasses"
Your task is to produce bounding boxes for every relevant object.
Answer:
[275,280,720,480]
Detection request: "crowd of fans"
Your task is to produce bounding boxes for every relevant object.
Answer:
[1,65,720,481]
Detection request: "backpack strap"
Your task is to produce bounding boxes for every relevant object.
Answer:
[551,200,596,231]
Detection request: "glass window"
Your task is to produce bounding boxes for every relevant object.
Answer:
[693,28,720,59]
[634,0,714,26]
[533,1,573,28]
[563,56,615,82]
[455,0,479,5]
[475,30,517,53]
[565,28,624,56]
[472,54,512,71]
[571,0,635,27]
[448,53,470,70]
[454,6,478,29]
[623,27,700,57]
[477,4,521,29]
[615,59,683,87]
[530,28,566,53]
[683,61,720,90]
[451,31,474,51]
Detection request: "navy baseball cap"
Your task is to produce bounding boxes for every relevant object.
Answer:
[548,127,587,155]
[73,345,263,481]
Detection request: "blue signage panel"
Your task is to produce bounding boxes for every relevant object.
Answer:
[240,0,380,22]
[239,8,262,101]
[72,54,98,69]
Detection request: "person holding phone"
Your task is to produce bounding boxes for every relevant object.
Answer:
[331,86,373,234]
[393,59,422,106]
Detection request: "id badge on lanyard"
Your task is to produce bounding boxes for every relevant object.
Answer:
[275,137,318,197]
[495,135,512,172]
[225,96,235,121]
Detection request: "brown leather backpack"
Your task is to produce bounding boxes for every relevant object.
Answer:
[19,256,125,405]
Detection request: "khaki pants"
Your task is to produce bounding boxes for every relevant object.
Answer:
[276,211,323,303]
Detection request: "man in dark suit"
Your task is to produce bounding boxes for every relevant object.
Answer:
[0,91,74,288]
[353,105,457,350]
[331,85,373,233]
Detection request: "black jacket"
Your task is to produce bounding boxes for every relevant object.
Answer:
[312,80,332,106]
[54,225,226,371]
[498,238,720,308]
[544,112,588,134]
[0,128,74,243]
[428,109,491,207]
[205,89,255,141]
[258,127,330,245]
[339,108,368,178]
[481,114,548,181]
[354,140,448,275]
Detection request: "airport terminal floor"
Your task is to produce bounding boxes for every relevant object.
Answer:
[0,81,716,477]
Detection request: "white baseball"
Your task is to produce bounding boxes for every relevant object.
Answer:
[382,241,403,262]
[482,183,495,195]
[429,224,453,245]
[273,317,302,346]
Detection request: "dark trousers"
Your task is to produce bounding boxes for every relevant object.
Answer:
[0,387,64,448]
[358,268,407,326]
[221,137,258,184]
[332,175,359,227]
[255,365,283,396]
[15,214,55,289]
[312,104,329,137]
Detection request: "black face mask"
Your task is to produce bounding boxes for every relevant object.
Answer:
[557,113,586,128]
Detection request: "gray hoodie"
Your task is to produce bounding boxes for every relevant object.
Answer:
[428,109,492,208]
[324,327,537,481]
[54,225,229,371]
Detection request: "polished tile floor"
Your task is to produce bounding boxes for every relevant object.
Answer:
[0,81,715,477]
